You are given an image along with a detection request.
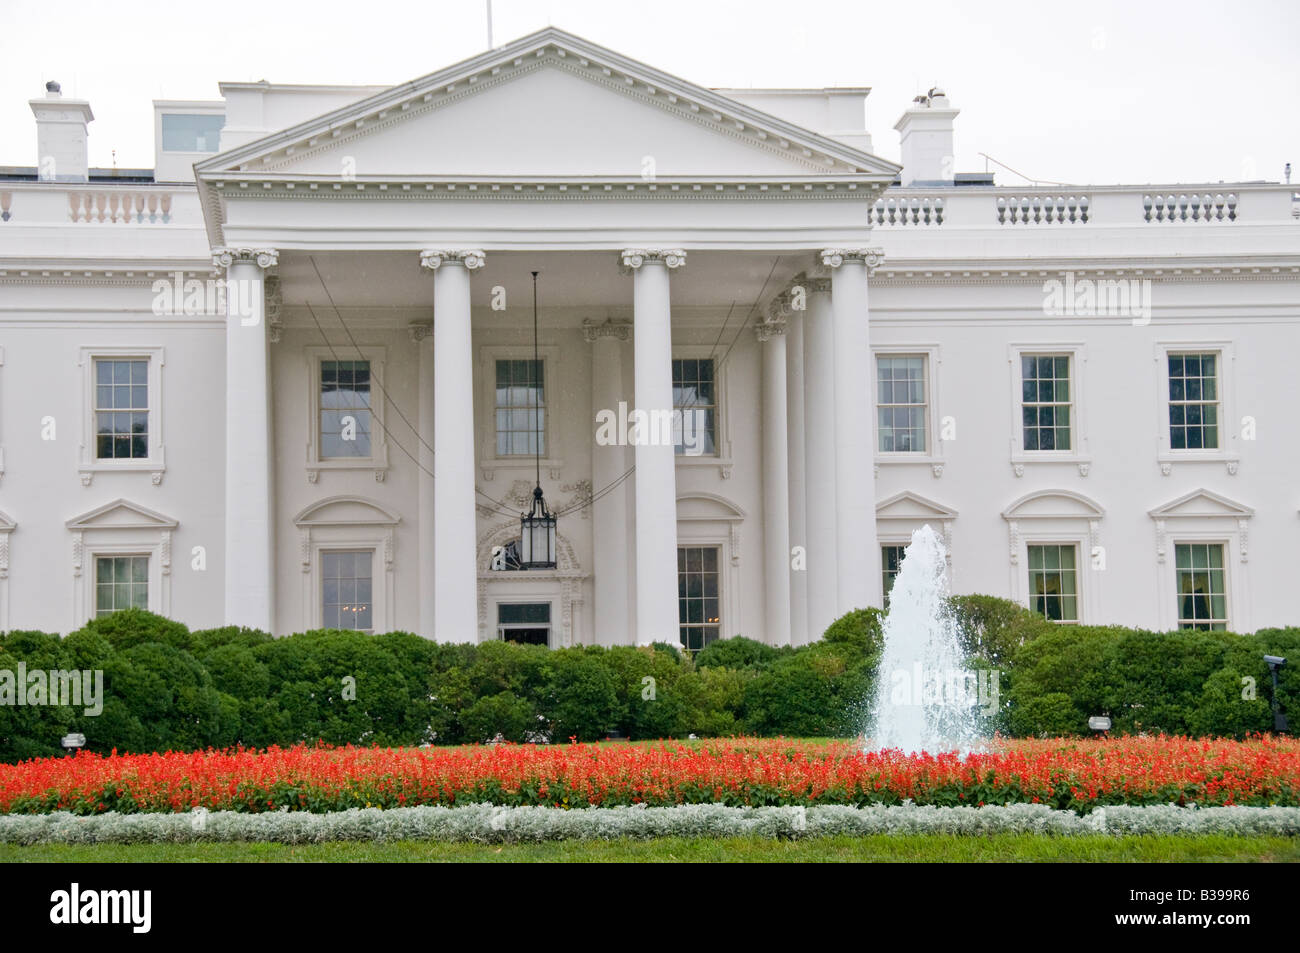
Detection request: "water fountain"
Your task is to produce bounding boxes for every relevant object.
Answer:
[868,525,987,755]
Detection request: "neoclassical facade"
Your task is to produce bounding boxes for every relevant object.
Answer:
[1,28,1298,644]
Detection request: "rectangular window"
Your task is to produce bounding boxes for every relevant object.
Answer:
[672,359,717,456]
[95,555,148,616]
[94,359,149,460]
[320,361,372,459]
[1176,543,1227,630]
[495,359,545,456]
[1021,355,1072,451]
[678,545,721,652]
[160,113,225,152]
[877,356,928,452]
[321,550,373,632]
[1168,353,1220,450]
[497,602,551,646]
[882,544,906,609]
[1027,544,1079,623]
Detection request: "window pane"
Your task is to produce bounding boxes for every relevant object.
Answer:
[678,546,722,653]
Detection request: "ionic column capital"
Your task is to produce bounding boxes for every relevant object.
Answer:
[582,318,631,343]
[212,247,278,270]
[420,249,486,271]
[820,247,885,275]
[755,321,788,343]
[620,248,687,272]
[408,321,434,343]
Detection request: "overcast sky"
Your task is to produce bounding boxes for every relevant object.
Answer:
[2,0,1296,185]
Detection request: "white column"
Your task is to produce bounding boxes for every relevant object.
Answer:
[421,249,485,642]
[586,319,633,645]
[622,248,685,647]
[785,295,809,645]
[214,247,277,632]
[758,320,791,645]
[410,322,436,640]
[824,247,884,614]
[802,274,838,640]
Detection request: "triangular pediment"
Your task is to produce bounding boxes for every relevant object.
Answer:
[1002,489,1105,520]
[66,499,178,530]
[1149,488,1254,520]
[876,491,958,520]
[197,28,898,181]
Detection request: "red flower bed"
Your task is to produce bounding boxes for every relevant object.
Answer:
[1,736,1297,815]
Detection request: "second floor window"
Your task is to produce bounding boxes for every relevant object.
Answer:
[320,361,372,459]
[495,359,544,455]
[95,359,149,460]
[1168,353,1219,450]
[1021,354,1072,451]
[672,358,716,456]
[877,355,928,452]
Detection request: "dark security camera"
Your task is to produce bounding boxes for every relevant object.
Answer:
[1264,656,1287,669]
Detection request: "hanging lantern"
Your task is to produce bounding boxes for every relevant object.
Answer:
[519,269,557,570]
[519,485,557,569]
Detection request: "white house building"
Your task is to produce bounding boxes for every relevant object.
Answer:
[1,27,1298,647]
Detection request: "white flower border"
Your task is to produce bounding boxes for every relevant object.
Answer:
[2,802,1298,845]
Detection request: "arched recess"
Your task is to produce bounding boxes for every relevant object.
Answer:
[1001,489,1106,623]
[476,519,587,646]
[293,496,400,633]
[676,492,745,643]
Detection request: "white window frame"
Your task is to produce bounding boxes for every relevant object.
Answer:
[294,496,398,633]
[1007,343,1091,477]
[873,344,944,473]
[1149,489,1252,632]
[1154,341,1238,474]
[495,600,556,645]
[78,346,166,486]
[676,543,725,653]
[1170,539,1231,631]
[672,346,732,478]
[0,508,15,631]
[305,346,390,482]
[478,344,564,481]
[1023,541,1084,625]
[92,552,152,618]
[317,547,378,634]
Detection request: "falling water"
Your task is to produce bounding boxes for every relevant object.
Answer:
[867,525,986,756]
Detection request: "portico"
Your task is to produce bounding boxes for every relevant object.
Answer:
[197,27,898,646]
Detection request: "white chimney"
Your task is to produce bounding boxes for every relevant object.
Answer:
[29,81,94,182]
[894,89,958,186]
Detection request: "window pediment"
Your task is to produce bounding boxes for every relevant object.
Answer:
[1148,488,1253,520]
[66,498,178,530]
[1002,489,1104,521]
[293,496,400,527]
[876,491,958,521]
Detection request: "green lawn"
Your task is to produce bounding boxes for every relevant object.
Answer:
[2,834,1296,863]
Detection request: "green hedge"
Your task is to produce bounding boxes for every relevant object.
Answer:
[0,601,1294,761]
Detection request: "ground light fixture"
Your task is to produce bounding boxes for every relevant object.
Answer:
[519,270,557,570]
[61,732,85,756]
[1264,655,1287,732]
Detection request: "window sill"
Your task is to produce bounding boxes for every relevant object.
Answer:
[480,458,565,481]
[1156,451,1239,476]
[874,454,945,478]
[1008,452,1093,478]
[674,455,733,479]
[79,453,166,487]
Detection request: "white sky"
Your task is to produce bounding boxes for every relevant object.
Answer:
[1,0,1296,185]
